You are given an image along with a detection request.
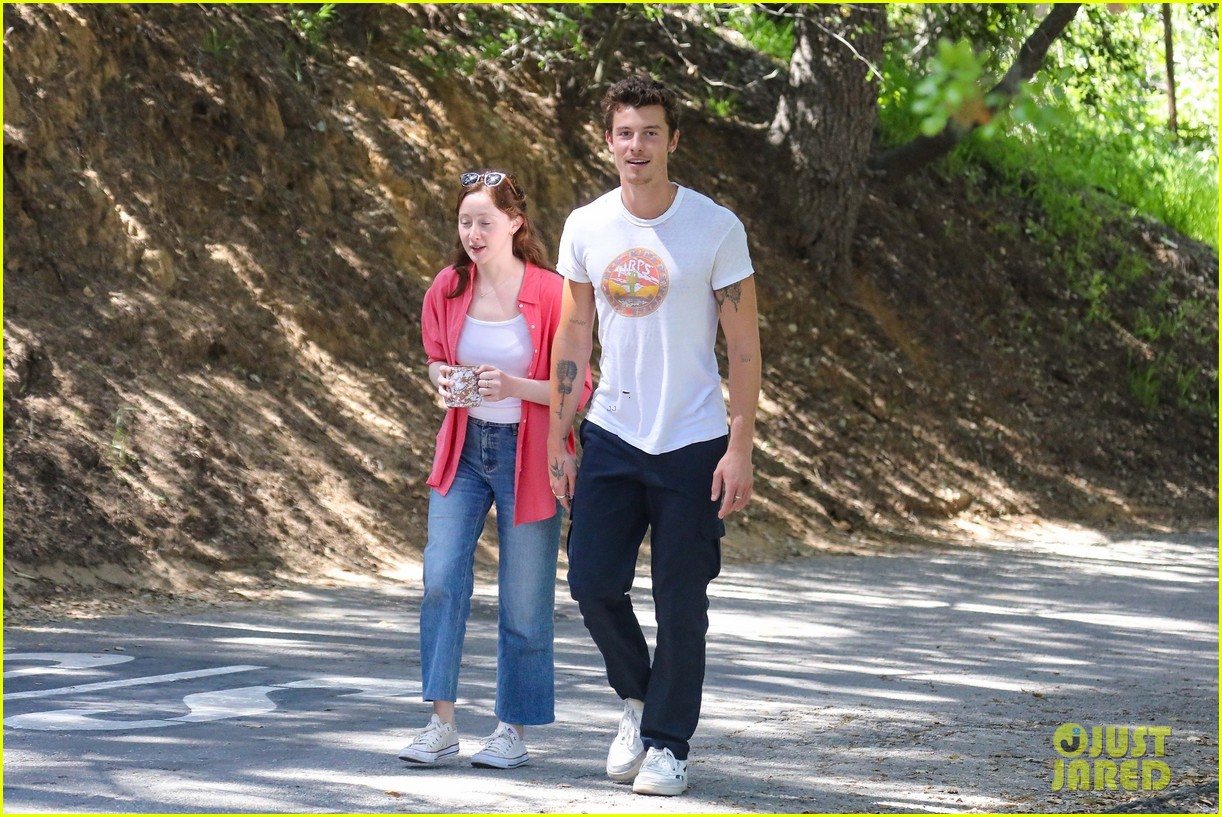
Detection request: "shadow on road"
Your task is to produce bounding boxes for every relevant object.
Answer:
[4,531,1216,813]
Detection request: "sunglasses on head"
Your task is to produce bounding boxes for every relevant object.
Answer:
[461,171,512,189]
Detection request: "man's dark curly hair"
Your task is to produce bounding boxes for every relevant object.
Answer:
[601,75,681,136]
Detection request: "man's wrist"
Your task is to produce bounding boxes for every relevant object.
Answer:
[727,424,755,446]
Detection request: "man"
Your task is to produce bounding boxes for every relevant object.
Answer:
[547,74,761,797]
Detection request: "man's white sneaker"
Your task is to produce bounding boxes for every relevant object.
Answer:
[632,746,689,796]
[398,714,459,763]
[606,698,646,782]
[471,723,530,769]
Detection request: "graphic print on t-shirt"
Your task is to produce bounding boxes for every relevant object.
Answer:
[600,247,669,317]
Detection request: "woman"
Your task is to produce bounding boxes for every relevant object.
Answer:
[401,170,588,769]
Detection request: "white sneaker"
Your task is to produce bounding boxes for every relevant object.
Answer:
[398,714,459,763]
[632,746,688,796]
[606,698,646,782]
[471,722,530,769]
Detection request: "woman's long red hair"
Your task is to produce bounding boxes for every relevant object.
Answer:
[446,170,550,298]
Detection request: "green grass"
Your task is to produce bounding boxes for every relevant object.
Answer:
[983,124,1217,249]
[720,7,793,62]
[877,42,1218,250]
[877,55,1217,416]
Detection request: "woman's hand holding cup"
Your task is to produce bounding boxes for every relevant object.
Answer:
[436,364,455,401]
[442,364,482,408]
[473,365,512,403]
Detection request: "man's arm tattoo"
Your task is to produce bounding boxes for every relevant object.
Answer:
[715,282,742,313]
[555,359,577,421]
[556,359,577,394]
[550,460,565,480]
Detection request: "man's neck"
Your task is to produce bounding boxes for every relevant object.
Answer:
[620,179,677,220]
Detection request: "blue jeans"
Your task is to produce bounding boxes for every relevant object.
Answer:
[420,417,561,725]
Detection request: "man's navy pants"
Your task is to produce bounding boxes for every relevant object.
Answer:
[566,420,727,760]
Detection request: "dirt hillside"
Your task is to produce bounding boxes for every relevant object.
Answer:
[3,5,1217,618]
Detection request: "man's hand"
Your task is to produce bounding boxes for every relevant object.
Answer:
[549,453,577,512]
[711,446,753,519]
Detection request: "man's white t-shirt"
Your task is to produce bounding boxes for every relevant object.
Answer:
[556,184,754,454]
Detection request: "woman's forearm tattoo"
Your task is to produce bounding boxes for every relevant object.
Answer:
[715,282,742,312]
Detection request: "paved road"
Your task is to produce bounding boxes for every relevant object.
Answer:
[3,530,1217,813]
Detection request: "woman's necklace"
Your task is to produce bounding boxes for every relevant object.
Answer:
[477,265,523,299]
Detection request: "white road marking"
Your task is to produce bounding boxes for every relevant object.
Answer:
[3,653,135,678]
[4,670,414,731]
[279,676,415,698]
[4,709,175,731]
[175,686,281,722]
[5,686,284,730]
[3,665,264,700]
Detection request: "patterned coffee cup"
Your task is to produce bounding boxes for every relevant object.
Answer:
[445,365,482,408]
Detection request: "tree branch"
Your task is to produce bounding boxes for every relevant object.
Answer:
[868,3,1082,184]
[590,3,630,87]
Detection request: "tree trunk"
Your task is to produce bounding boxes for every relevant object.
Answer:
[768,4,886,283]
[1162,2,1178,134]
[869,3,1081,184]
